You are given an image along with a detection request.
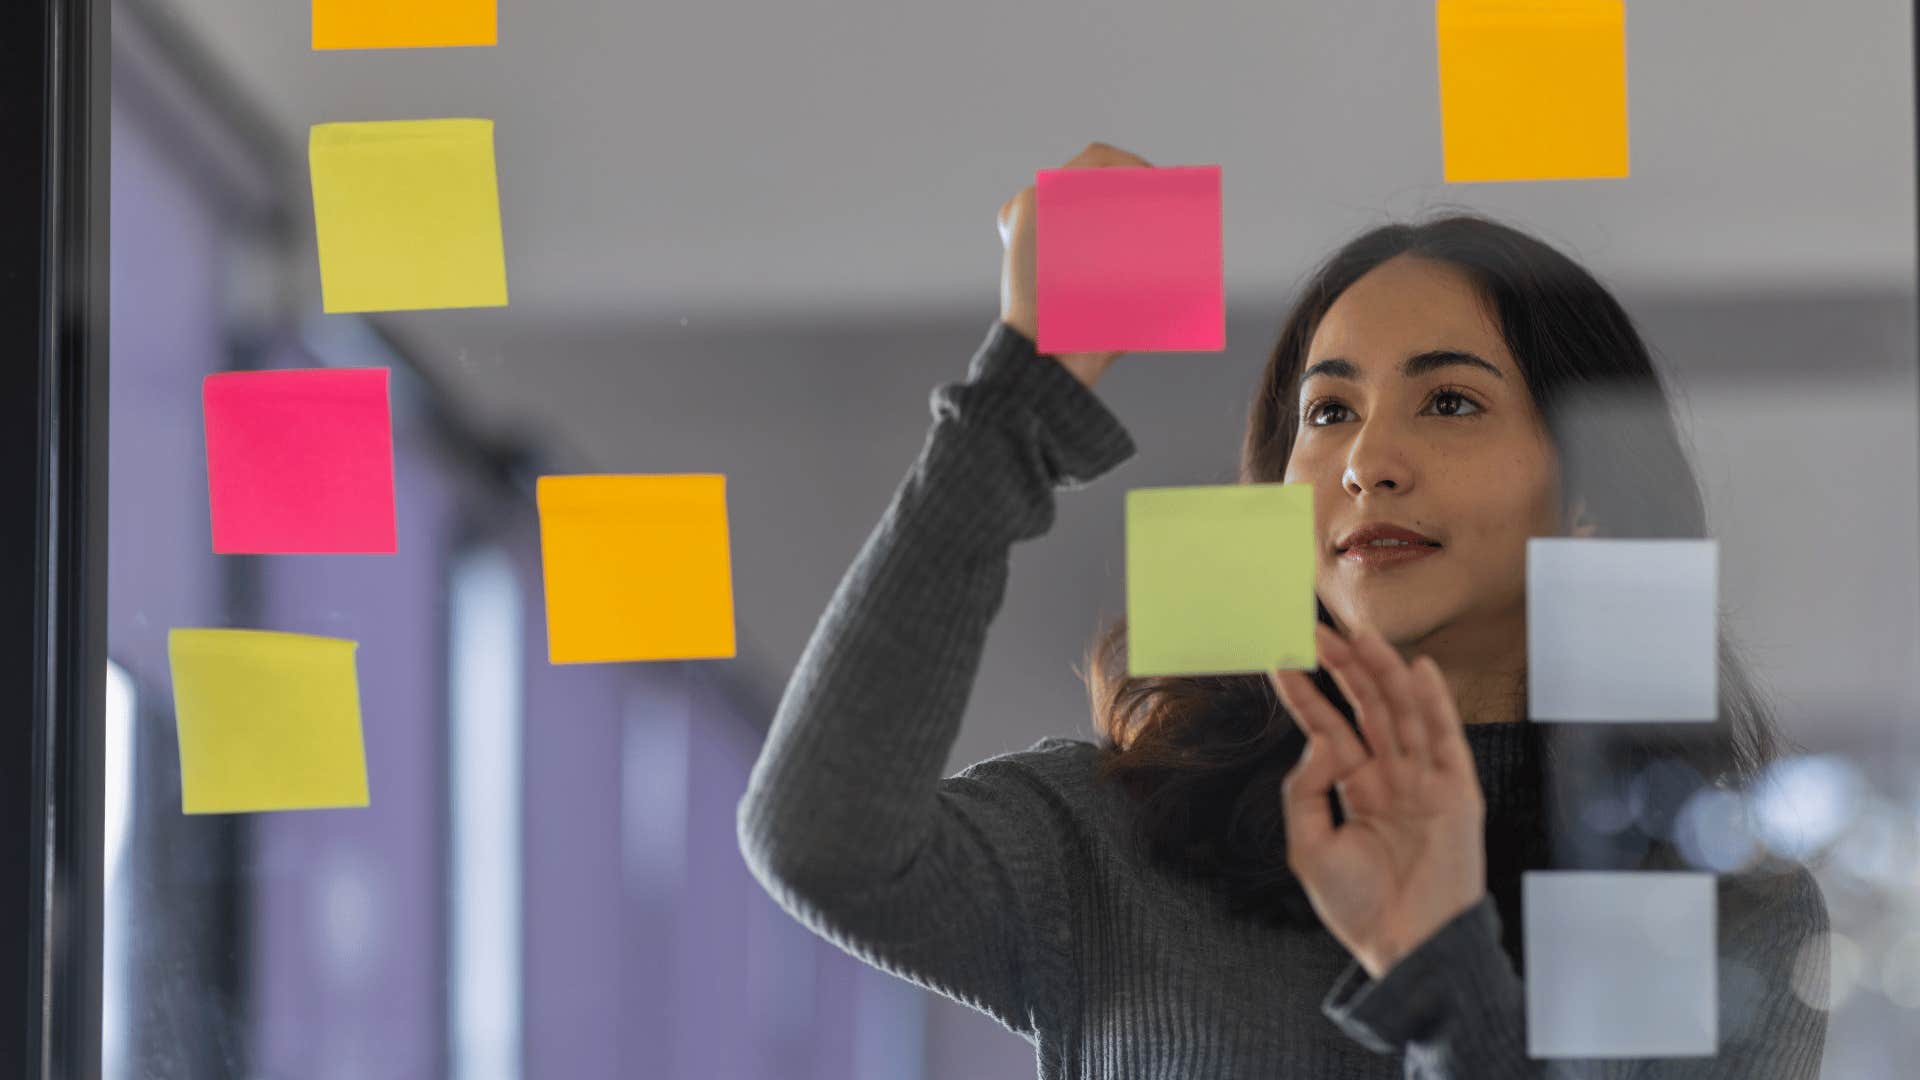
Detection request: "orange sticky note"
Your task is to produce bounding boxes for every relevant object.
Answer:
[536,475,737,664]
[313,0,497,50]
[1436,0,1629,182]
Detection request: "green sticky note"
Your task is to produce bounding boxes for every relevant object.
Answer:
[1126,483,1317,677]
[167,628,371,814]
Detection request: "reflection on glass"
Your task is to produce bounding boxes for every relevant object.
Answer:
[449,548,524,1080]
[102,661,136,1080]
[622,677,689,898]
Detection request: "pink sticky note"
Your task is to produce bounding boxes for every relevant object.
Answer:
[1035,165,1225,354]
[203,368,397,554]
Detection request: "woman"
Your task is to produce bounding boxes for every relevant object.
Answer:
[738,142,1829,1078]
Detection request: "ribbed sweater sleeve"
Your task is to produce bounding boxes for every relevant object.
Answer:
[1321,869,1830,1077]
[736,321,1136,1037]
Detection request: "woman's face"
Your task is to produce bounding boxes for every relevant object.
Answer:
[1281,254,1590,649]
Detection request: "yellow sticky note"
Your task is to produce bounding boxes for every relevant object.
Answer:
[313,0,497,51]
[1126,483,1317,677]
[168,629,370,814]
[310,119,510,313]
[1436,0,1629,183]
[537,474,738,664]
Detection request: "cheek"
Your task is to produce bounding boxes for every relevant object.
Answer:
[1279,451,1307,487]
[1499,448,1566,534]
[1282,438,1342,488]
[1282,453,1339,530]
[1443,454,1561,561]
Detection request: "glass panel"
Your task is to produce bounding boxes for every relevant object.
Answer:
[104,2,1919,1078]
[104,6,912,1079]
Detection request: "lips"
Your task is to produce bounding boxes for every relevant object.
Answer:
[1334,523,1441,553]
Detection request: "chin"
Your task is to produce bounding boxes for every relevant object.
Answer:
[1325,597,1442,647]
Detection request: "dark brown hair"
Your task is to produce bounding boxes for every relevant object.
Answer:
[1085,214,1784,925]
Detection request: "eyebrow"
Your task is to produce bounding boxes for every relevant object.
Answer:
[1300,350,1506,385]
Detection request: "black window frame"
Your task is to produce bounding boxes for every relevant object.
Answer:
[2,0,106,1077]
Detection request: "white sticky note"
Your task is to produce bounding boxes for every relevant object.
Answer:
[1527,539,1718,721]
[1525,871,1717,1058]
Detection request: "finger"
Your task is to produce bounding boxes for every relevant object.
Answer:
[1062,141,1153,169]
[1270,669,1368,776]
[1333,763,1392,820]
[1415,655,1474,774]
[1280,732,1339,856]
[1351,629,1428,766]
[997,187,1032,239]
[1316,623,1399,760]
[1273,668,1391,816]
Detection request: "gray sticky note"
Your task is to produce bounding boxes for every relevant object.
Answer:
[1528,539,1718,721]
[1525,871,1717,1058]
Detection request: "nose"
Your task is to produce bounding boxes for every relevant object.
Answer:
[1340,421,1414,497]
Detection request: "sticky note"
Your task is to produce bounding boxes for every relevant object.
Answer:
[1034,165,1225,354]
[1525,871,1717,1058]
[1528,539,1717,721]
[537,475,737,664]
[168,629,371,814]
[313,0,497,51]
[1126,483,1315,677]
[202,368,397,554]
[1435,0,1629,182]
[310,119,509,313]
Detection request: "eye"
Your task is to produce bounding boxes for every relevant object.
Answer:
[1425,388,1484,418]
[1303,398,1352,427]
[1302,388,1485,427]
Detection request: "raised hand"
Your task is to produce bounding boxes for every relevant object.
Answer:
[1267,623,1487,979]
[996,141,1151,390]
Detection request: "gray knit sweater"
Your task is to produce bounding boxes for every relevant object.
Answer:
[737,322,1830,1078]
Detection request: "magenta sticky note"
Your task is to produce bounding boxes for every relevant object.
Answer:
[203,368,397,554]
[1034,165,1225,354]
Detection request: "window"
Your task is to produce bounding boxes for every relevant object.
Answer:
[447,546,525,1080]
[101,661,136,1080]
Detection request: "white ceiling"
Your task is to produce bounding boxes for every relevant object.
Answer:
[155,0,1916,324]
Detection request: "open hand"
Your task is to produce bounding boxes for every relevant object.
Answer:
[1267,623,1487,979]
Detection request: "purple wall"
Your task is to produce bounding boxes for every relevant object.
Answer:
[249,431,462,1078]
[513,519,629,1078]
[107,91,255,1080]
[106,98,223,691]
